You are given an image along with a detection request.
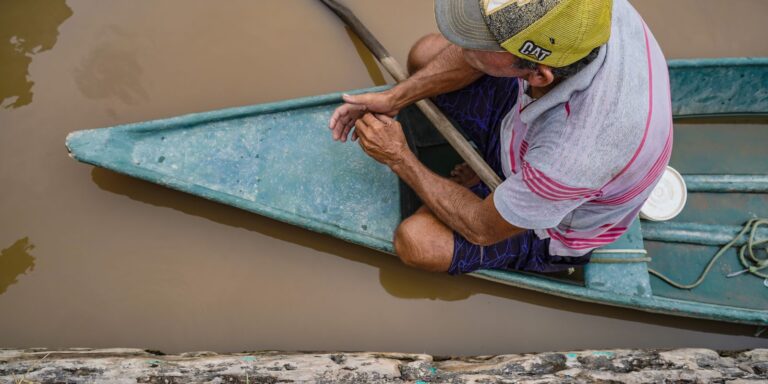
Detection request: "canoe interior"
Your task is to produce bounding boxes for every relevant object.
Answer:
[65,58,768,325]
[646,119,768,311]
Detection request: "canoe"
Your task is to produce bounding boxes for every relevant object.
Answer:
[66,58,768,326]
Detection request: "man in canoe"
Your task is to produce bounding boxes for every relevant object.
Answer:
[329,0,672,275]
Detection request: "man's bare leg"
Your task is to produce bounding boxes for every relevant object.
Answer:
[392,35,476,273]
[393,206,455,272]
[394,163,486,272]
[407,33,452,75]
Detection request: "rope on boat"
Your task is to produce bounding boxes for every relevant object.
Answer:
[588,220,768,289]
[648,218,768,290]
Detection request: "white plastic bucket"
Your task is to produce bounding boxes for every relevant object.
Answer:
[640,166,687,221]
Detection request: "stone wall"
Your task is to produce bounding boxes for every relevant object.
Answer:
[1,348,766,383]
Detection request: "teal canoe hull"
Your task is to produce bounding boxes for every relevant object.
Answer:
[66,58,768,326]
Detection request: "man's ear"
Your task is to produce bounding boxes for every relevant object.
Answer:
[526,64,555,87]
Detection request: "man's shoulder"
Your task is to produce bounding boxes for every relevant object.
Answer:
[520,0,669,189]
[523,88,647,190]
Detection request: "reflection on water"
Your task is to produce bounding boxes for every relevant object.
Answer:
[87,169,761,339]
[0,0,72,109]
[90,167,470,301]
[344,27,387,87]
[87,168,545,303]
[74,26,149,107]
[0,237,36,295]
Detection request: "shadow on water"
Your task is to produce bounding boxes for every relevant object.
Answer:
[0,237,36,295]
[0,0,73,109]
[90,167,764,338]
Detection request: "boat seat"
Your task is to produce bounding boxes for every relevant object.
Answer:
[584,218,653,297]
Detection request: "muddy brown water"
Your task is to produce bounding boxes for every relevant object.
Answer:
[1,0,767,354]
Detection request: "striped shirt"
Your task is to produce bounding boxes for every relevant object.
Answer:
[492,0,673,256]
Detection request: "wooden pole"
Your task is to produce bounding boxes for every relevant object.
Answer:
[319,0,503,190]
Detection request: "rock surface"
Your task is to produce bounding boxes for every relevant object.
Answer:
[0,348,766,383]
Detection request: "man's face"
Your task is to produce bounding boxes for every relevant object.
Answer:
[462,48,531,78]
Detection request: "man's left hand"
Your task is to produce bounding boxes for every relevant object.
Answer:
[353,113,411,167]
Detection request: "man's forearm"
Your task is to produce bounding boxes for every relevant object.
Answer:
[352,113,523,245]
[388,45,483,109]
[392,151,492,244]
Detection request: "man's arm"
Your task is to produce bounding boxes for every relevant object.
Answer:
[393,150,523,246]
[389,44,483,109]
[354,114,524,245]
[330,44,482,142]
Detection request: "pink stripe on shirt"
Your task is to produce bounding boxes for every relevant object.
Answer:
[522,161,602,201]
[594,130,673,205]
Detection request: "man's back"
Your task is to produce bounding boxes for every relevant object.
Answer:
[493,0,674,256]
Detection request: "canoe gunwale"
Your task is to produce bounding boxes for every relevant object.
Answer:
[73,86,394,137]
[470,269,768,326]
[667,57,768,68]
[668,57,768,118]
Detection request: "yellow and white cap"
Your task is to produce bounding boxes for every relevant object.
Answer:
[435,0,612,67]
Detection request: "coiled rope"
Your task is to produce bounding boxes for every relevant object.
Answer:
[648,218,768,289]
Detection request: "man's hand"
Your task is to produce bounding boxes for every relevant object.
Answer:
[329,92,399,142]
[353,114,523,247]
[353,113,411,167]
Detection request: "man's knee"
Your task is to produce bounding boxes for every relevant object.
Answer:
[393,219,434,270]
[407,33,451,75]
[393,213,452,272]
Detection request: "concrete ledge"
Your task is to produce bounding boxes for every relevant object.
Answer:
[1,348,766,383]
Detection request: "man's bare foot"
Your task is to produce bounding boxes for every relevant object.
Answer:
[449,163,481,188]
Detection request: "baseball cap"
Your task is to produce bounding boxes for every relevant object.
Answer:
[435,0,612,68]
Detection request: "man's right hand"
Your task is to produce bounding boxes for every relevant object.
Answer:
[329,92,400,142]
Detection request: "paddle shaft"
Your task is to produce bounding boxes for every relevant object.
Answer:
[319,0,502,190]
